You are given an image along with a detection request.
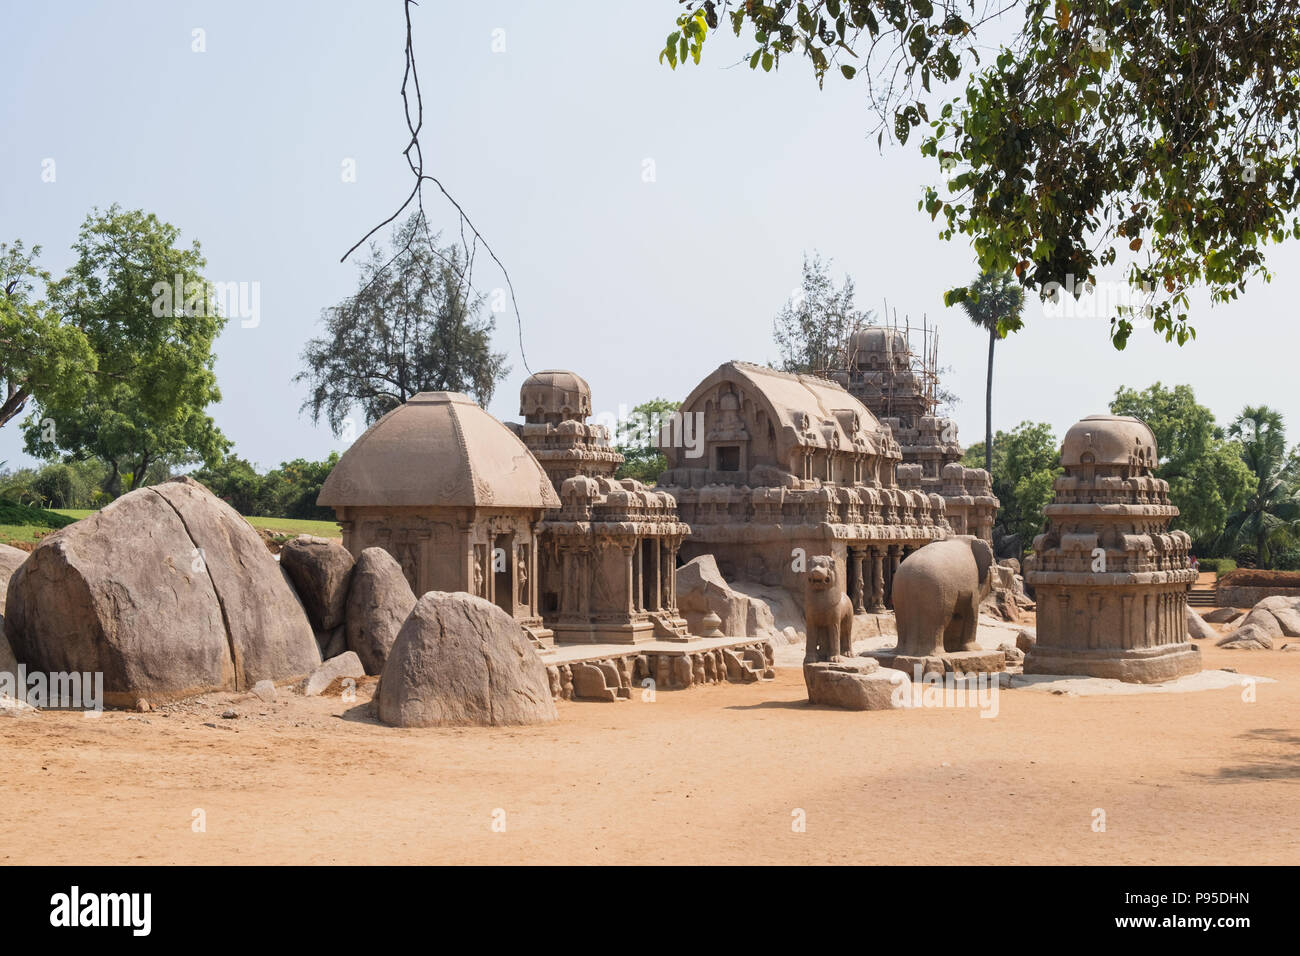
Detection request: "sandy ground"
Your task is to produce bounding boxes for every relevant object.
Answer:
[1,620,1297,866]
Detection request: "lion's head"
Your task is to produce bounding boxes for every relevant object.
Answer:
[807,554,837,592]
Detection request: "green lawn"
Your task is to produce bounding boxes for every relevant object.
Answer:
[2,511,341,548]
[244,516,342,538]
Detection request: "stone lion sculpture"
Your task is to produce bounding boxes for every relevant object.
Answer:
[892,535,995,658]
[804,555,854,663]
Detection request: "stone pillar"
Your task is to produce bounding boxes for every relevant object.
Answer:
[886,545,902,608]
[851,548,866,613]
[653,538,662,611]
[869,548,886,613]
[624,542,636,616]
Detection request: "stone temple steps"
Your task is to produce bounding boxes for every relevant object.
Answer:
[1187,586,1217,607]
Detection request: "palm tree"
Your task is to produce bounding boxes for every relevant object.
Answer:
[1223,406,1300,568]
[959,272,1025,474]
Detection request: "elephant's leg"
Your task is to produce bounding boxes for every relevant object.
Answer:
[962,590,983,650]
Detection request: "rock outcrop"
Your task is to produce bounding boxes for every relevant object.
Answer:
[676,555,780,643]
[377,591,555,727]
[279,535,354,632]
[0,543,26,676]
[345,547,417,676]
[1185,605,1218,641]
[4,477,320,706]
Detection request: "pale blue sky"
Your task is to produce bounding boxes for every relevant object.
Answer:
[3,0,1297,472]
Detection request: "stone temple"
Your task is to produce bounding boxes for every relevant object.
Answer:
[828,327,998,542]
[317,391,559,646]
[510,370,692,645]
[657,361,951,615]
[1022,414,1201,683]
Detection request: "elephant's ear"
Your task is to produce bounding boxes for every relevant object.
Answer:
[971,538,995,589]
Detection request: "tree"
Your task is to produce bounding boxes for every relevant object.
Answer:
[22,206,229,496]
[958,271,1023,474]
[1109,383,1256,552]
[662,2,1300,348]
[299,212,509,435]
[962,421,1061,555]
[772,251,872,375]
[0,240,95,429]
[1223,406,1300,568]
[615,399,681,483]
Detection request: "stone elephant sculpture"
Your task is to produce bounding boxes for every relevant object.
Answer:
[892,536,994,657]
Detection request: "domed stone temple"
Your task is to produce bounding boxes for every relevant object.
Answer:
[317,391,559,645]
[1023,415,1201,683]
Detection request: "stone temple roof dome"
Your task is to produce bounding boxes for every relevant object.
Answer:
[318,392,561,510]
[848,327,912,367]
[520,369,592,423]
[1060,414,1158,470]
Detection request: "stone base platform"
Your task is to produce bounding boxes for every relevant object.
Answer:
[859,648,1005,679]
[803,657,909,710]
[539,635,775,702]
[1023,641,1202,684]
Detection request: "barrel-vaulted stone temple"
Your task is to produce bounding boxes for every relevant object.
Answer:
[656,361,952,615]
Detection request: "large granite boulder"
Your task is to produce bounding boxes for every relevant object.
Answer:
[279,534,354,632]
[345,547,417,675]
[377,591,555,727]
[4,477,320,706]
[1217,624,1273,650]
[0,543,26,675]
[676,555,780,641]
[1185,605,1218,641]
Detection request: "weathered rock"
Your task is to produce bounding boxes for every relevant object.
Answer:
[0,543,26,612]
[0,543,27,677]
[1233,605,1284,640]
[676,555,778,640]
[999,642,1025,663]
[4,477,320,707]
[1216,624,1273,650]
[377,591,555,727]
[345,547,417,676]
[251,679,277,703]
[1015,628,1037,653]
[1203,607,1244,624]
[279,535,354,632]
[1185,605,1218,641]
[1253,596,1300,637]
[303,651,365,697]
[316,625,346,661]
[804,657,908,710]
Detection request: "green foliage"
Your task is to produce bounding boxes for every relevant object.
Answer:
[0,240,96,430]
[959,270,1025,339]
[193,453,341,521]
[1196,557,1236,576]
[772,251,872,375]
[1108,383,1256,552]
[296,212,509,435]
[615,399,680,483]
[21,206,229,495]
[664,1,1300,347]
[962,421,1062,554]
[0,499,76,531]
[1223,405,1300,569]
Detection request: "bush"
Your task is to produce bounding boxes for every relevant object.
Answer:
[0,500,77,530]
[1197,557,1237,576]
[1273,548,1300,572]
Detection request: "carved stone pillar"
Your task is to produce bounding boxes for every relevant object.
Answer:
[886,545,902,608]
[866,548,884,613]
[851,547,866,613]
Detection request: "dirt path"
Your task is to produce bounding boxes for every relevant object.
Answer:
[1,639,1296,866]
